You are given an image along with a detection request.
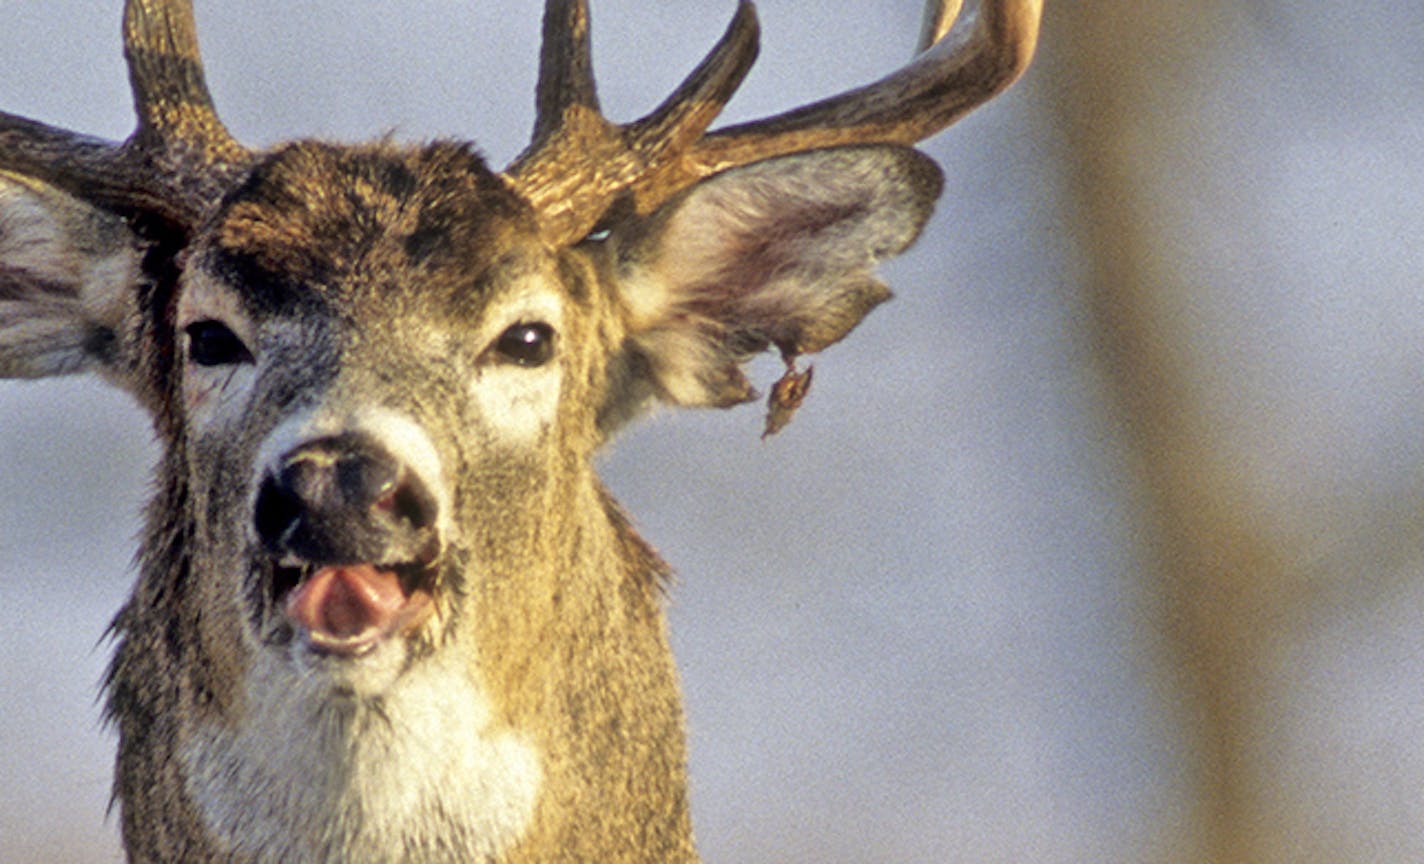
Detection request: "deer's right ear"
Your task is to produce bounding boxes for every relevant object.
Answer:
[0,171,147,391]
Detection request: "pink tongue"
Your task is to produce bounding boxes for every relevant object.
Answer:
[284,564,408,640]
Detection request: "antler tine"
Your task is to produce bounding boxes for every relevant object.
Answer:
[0,0,245,230]
[919,0,966,53]
[123,0,241,158]
[529,0,601,148]
[506,1,760,246]
[121,0,248,220]
[625,2,759,180]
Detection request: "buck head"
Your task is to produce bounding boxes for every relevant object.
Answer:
[0,1,1039,861]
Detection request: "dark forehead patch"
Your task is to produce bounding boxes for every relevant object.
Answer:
[206,140,535,315]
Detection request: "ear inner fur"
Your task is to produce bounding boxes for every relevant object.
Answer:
[603,145,941,420]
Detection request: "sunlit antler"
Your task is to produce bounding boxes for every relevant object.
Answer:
[507,0,759,244]
[505,0,1043,245]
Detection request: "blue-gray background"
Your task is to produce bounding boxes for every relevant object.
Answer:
[3,2,1423,862]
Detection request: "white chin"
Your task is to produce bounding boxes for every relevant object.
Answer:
[287,630,414,697]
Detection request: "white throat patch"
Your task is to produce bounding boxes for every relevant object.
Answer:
[182,645,542,863]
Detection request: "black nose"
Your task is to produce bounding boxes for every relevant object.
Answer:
[254,433,438,565]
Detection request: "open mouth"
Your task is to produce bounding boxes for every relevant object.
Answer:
[272,559,437,657]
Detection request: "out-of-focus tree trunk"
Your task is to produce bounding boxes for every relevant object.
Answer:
[1048,5,1305,862]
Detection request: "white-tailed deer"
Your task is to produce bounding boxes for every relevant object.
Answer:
[0,1,1040,861]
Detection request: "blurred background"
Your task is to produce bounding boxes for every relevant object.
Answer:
[3,2,1424,861]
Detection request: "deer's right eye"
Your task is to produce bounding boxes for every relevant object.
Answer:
[185,320,252,367]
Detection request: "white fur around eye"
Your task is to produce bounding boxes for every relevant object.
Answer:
[469,290,565,445]
[178,276,258,430]
[470,361,562,444]
[184,359,258,430]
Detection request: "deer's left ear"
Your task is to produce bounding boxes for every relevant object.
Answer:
[0,171,146,391]
[601,145,942,429]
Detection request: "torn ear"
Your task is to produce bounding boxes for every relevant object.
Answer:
[602,145,943,430]
[0,171,146,390]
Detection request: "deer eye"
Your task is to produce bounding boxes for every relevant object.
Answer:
[185,320,252,367]
[494,322,556,368]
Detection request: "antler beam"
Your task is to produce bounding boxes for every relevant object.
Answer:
[691,0,1041,178]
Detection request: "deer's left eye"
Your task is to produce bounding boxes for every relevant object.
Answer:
[494,322,556,368]
[185,320,252,367]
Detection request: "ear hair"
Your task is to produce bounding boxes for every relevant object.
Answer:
[601,145,942,430]
[0,171,144,386]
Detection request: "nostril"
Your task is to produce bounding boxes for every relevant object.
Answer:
[337,453,399,511]
[254,473,303,553]
[376,475,438,532]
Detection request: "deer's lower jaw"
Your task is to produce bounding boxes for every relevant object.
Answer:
[279,562,436,657]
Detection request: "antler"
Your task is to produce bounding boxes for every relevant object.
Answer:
[505,0,1043,246]
[507,0,760,245]
[0,0,246,228]
[0,1,1039,241]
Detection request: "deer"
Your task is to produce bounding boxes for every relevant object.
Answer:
[0,0,1040,861]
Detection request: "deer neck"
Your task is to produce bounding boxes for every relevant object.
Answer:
[465,481,698,862]
[111,470,695,863]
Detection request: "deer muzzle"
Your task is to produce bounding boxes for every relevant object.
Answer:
[253,432,442,655]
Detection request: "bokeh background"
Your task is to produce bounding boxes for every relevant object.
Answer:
[4,2,1424,862]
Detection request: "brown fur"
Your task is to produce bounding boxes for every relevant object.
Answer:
[0,6,1010,860]
[131,141,703,862]
[1,132,940,863]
